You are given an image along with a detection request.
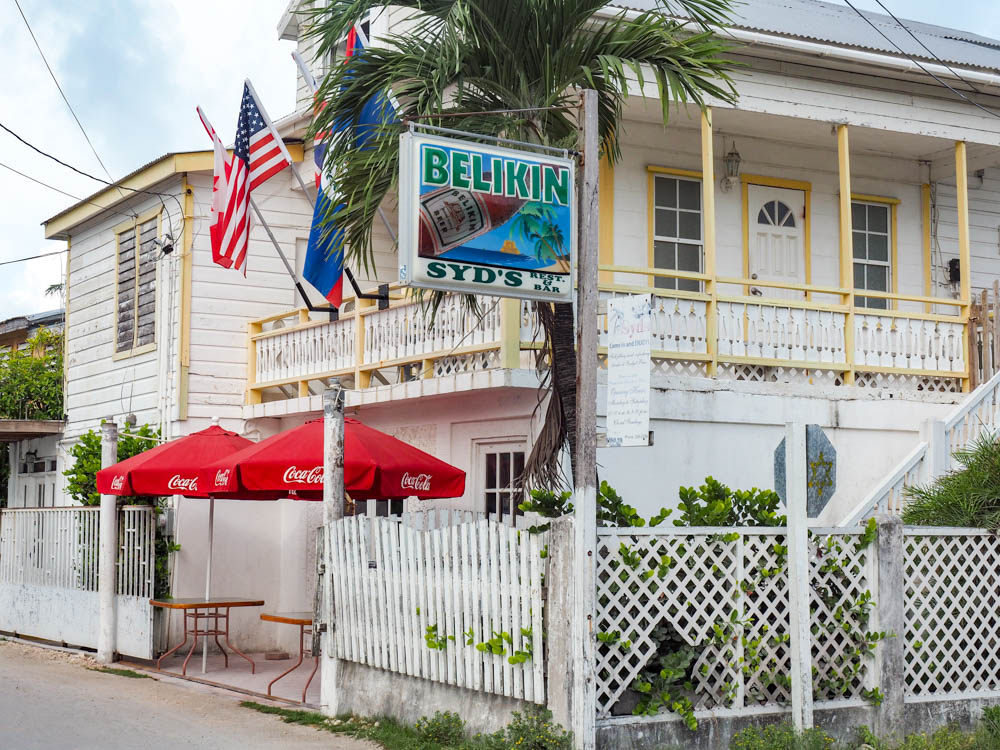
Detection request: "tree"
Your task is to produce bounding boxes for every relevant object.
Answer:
[0,327,64,503]
[307,0,737,487]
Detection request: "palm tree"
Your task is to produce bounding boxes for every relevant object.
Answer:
[307,0,737,488]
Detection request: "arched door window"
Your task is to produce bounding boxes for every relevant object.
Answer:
[758,200,796,228]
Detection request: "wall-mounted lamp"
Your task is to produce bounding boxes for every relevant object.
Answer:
[721,143,742,193]
[24,449,38,463]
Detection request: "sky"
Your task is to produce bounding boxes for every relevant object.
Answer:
[1,0,999,321]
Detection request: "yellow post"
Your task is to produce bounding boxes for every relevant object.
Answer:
[247,321,262,405]
[499,297,522,369]
[598,156,615,284]
[837,125,856,385]
[701,108,718,377]
[921,183,932,313]
[297,308,311,398]
[179,176,195,419]
[956,141,972,391]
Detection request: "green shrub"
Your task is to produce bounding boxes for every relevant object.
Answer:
[676,477,786,527]
[415,711,465,745]
[730,723,836,750]
[902,435,1000,529]
[476,708,572,750]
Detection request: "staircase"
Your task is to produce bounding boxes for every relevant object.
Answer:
[839,370,1000,526]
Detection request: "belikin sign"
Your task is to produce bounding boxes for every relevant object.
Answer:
[398,132,575,302]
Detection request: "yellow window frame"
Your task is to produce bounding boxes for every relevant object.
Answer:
[850,193,899,309]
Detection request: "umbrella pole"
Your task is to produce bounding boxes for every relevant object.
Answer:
[203,496,214,674]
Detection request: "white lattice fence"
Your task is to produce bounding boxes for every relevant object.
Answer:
[594,526,879,720]
[903,529,1000,697]
[329,515,546,702]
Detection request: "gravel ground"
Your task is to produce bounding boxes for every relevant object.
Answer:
[0,639,374,750]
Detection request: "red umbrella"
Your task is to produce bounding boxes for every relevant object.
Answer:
[97,425,253,497]
[201,417,466,500]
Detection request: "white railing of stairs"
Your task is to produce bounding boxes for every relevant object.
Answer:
[840,369,1000,526]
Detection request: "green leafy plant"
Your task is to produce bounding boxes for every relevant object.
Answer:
[475,708,572,750]
[729,723,837,750]
[415,711,466,745]
[424,624,451,650]
[675,477,786,527]
[902,434,1000,529]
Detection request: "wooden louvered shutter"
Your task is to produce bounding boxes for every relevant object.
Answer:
[135,218,158,347]
[115,229,137,352]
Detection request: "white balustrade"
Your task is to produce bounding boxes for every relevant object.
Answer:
[362,295,502,366]
[854,314,965,373]
[255,318,356,385]
[599,291,708,355]
[716,300,847,364]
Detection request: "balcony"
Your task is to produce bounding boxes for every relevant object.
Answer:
[245,267,970,410]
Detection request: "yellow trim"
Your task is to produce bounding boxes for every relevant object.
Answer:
[740,174,813,293]
[499,298,521,369]
[63,236,70,416]
[647,165,702,179]
[837,125,856,384]
[741,174,811,192]
[44,145,304,240]
[716,294,848,313]
[113,206,162,360]
[700,109,718,376]
[247,321,262,405]
[719,355,848,371]
[851,193,900,205]
[178,176,194,420]
[921,183,932,313]
[956,141,972,392]
[599,156,615,283]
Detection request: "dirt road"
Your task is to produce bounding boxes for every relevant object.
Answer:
[0,639,372,750]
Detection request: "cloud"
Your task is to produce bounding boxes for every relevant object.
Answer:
[0,0,295,320]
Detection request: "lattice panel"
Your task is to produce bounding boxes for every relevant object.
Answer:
[433,350,500,376]
[651,359,709,379]
[810,533,874,701]
[718,363,772,382]
[904,533,1000,696]
[855,371,962,393]
[594,532,795,718]
[742,534,792,705]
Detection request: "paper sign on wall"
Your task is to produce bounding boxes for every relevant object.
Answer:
[606,294,651,447]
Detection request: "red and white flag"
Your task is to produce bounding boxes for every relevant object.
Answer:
[196,106,230,267]
[197,80,292,274]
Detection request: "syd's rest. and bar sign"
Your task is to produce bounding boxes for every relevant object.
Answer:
[398,132,576,302]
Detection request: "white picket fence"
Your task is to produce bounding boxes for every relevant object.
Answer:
[328,514,546,703]
[0,505,155,657]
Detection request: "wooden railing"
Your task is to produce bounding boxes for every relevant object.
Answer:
[246,268,971,403]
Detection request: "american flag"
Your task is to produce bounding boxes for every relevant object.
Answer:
[216,81,292,273]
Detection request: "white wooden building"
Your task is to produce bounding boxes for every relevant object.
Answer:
[19,0,1000,651]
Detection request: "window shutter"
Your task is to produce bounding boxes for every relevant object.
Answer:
[116,230,136,352]
[135,218,158,347]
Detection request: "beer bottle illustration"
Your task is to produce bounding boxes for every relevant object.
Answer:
[418,183,526,258]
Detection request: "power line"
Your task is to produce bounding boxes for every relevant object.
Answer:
[842,0,1000,122]
[0,249,67,268]
[870,0,987,96]
[11,0,120,188]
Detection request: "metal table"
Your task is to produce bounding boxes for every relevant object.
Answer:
[151,597,264,676]
[259,611,318,703]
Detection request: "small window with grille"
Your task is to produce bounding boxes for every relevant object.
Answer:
[477,441,526,523]
[852,201,892,310]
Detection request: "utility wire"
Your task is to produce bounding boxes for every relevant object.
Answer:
[842,0,1000,121]
[11,0,120,189]
[870,0,987,96]
[0,249,67,268]
[0,119,186,240]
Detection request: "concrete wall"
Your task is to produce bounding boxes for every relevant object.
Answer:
[595,375,959,525]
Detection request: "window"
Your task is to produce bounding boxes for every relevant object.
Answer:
[852,201,891,310]
[651,174,702,292]
[758,200,796,228]
[115,212,159,355]
[479,443,525,523]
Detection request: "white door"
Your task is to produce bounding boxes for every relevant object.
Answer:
[474,440,526,526]
[747,185,806,299]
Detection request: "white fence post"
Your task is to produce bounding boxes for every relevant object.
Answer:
[874,514,905,738]
[320,383,345,716]
[921,418,949,479]
[97,421,119,664]
[785,422,814,730]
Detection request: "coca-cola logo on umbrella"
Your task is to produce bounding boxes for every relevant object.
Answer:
[401,472,432,492]
[214,469,231,488]
[283,466,324,484]
[168,475,198,492]
[110,475,125,491]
